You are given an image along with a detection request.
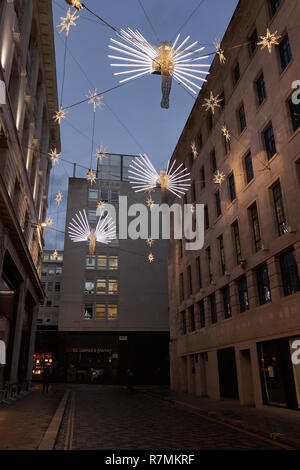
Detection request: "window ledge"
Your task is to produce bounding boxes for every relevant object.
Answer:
[287,126,300,145]
[279,59,294,80]
[256,98,267,114]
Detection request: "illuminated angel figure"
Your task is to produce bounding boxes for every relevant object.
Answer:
[95,145,108,162]
[191,141,198,159]
[64,0,83,10]
[52,250,58,260]
[146,195,155,210]
[48,148,61,166]
[86,168,96,185]
[108,29,210,108]
[86,89,104,112]
[221,125,231,142]
[214,39,226,64]
[257,28,281,54]
[128,154,191,198]
[68,209,116,259]
[57,8,79,36]
[46,217,53,227]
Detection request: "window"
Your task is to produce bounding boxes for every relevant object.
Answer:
[189,305,195,332]
[96,279,106,294]
[53,300,60,308]
[270,0,282,15]
[208,113,213,131]
[196,256,202,289]
[222,285,232,319]
[211,150,217,173]
[96,304,106,320]
[199,300,205,328]
[272,182,287,236]
[55,267,62,276]
[264,124,276,160]
[179,273,184,302]
[40,299,44,307]
[187,266,192,296]
[237,275,249,312]
[233,63,240,85]
[109,256,118,270]
[206,247,213,283]
[182,311,187,335]
[279,35,292,72]
[88,209,97,223]
[97,255,107,269]
[48,267,55,275]
[209,293,217,324]
[249,28,258,54]
[204,205,209,230]
[42,282,46,290]
[288,97,300,133]
[46,300,52,308]
[88,189,98,200]
[220,90,225,108]
[238,104,247,133]
[55,282,60,293]
[198,133,203,149]
[232,221,242,264]
[41,267,47,276]
[86,256,95,269]
[219,235,226,275]
[280,249,300,297]
[200,167,205,189]
[228,173,236,201]
[215,190,221,217]
[83,304,93,320]
[101,188,109,202]
[256,263,272,305]
[256,73,267,105]
[250,204,262,252]
[85,281,95,294]
[108,280,118,295]
[111,190,119,203]
[47,282,53,292]
[224,134,231,155]
[107,304,118,320]
[244,152,254,184]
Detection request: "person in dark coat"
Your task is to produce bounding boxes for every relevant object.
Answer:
[42,367,51,393]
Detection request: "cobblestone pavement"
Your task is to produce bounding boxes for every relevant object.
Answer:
[55,385,286,450]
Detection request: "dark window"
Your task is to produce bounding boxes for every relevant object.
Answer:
[272,182,287,236]
[83,304,93,320]
[179,239,183,258]
[220,91,225,108]
[250,204,262,252]
[46,300,52,308]
[224,135,231,155]
[209,293,217,324]
[215,190,221,217]
[264,124,276,160]
[208,113,213,131]
[198,133,203,149]
[204,205,209,230]
[207,247,213,283]
[232,221,242,264]
[187,265,192,296]
[270,0,282,16]
[244,152,254,183]
[228,173,236,201]
[219,235,226,275]
[182,311,187,335]
[179,273,184,302]
[55,282,60,292]
[196,256,202,289]
[233,63,240,85]
[249,28,258,54]
[189,305,195,332]
[256,263,272,305]
[279,35,292,72]
[237,275,249,312]
[47,282,53,292]
[256,73,267,105]
[238,104,247,133]
[223,285,232,319]
[280,249,300,296]
[211,150,217,173]
[198,300,205,328]
[288,97,300,133]
[200,166,205,189]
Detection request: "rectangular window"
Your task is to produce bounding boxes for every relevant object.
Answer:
[206,247,213,283]
[196,256,202,289]
[179,273,184,302]
[233,63,240,85]
[204,205,209,230]
[219,235,226,275]
[288,97,300,133]
[250,203,262,252]
[280,249,300,297]
[88,189,98,200]
[47,282,53,292]
[244,152,254,184]
[208,113,213,131]
[46,300,52,308]
[256,263,272,305]
[228,173,236,201]
[249,28,258,54]
[48,267,55,275]
[189,305,195,332]
[200,167,205,189]
[108,279,118,295]
[88,209,97,223]
[209,293,217,324]
[97,255,107,269]
[96,304,106,320]
[187,265,192,296]
[232,221,242,264]
[238,104,247,133]
[182,311,187,335]
[96,279,106,294]
[83,304,93,320]
[199,300,205,328]
[86,256,95,269]
[42,282,46,290]
[272,182,287,236]
[256,73,267,105]
[279,35,292,72]
[215,190,221,217]
[211,150,217,173]
[55,267,62,276]
[198,133,203,149]
[237,275,249,312]
[220,90,225,108]
[55,282,60,292]
[101,188,109,202]
[41,267,47,276]
[109,256,118,270]
[110,190,119,202]
[224,135,231,155]
[107,304,118,320]
[222,285,232,319]
[85,281,95,294]
[270,0,282,15]
[264,124,276,160]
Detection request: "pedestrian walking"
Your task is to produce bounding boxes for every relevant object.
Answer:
[42,366,51,393]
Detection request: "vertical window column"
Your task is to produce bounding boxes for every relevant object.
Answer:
[293,242,300,289]
[266,257,282,303]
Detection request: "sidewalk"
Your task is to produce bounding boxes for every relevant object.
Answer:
[138,386,300,449]
[0,383,65,450]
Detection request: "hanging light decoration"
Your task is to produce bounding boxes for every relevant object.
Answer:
[86,89,104,112]
[96,145,108,162]
[214,39,226,64]
[213,170,225,185]
[86,168,96,185]
[97,201,106,211]
[68,209,116,259]
[57,7,79,36]
[146,195,155,210]
[191,141,198,159]
[148,253,155,263]
[202,91,222,114]
[52,249,59,260]
[64,0,83,10]
[257,28,281,54]
[146,237,154,247]
[191,202,196,214]
[46,217,53,227]
[128,154,190,198]
[53,107,67,124]
[221,125,231,142]
[108,29,210,108]
[55,191,63,206]
[48,148,61,166]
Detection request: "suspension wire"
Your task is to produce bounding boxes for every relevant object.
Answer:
[90,108,96,168]
[172,0,207,42]
[137,0,160,43]
[60,35,68,107]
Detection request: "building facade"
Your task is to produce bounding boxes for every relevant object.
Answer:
[0,0,60,399]
[58,154,169,384]
[168,0,300,410]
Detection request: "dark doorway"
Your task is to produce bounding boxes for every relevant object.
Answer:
[217,347,239,399]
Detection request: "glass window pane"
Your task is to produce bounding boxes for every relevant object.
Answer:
[96,304,106,320]
[108,280,118,295]
[109,256,118,270]
[96,279,106,294]
[85,281,95,294]
[97,255,107,269]
[107,304,118,320]
[86,256,95,269]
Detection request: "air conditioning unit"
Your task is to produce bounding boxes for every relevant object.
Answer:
[261,245,268,251]
[240,259,247,267]
[288,226,296,233]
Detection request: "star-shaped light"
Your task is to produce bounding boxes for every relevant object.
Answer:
[53,107,67,124]
[191,141,198,159]
[222,125,231,142]
[96,145,108,162]
[213,170,225,185]
[52,249,58,260]
[86,89,104,112]
[87,168,96,185]
[57,8,79,36]
[214,39,226,64]
[148,253,154,263]
[55,191,63,206]
[146,195,155,210]
[146,237,154,247]
[257,28,281,54]
[48,148,61,166]
[64,0,83,10]
[191,203,196,214]
[46,217,53,227]
[97,200,106,211]
[203,91,222,114]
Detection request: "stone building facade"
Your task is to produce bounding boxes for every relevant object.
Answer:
[0,0,60,399]
[168,0,300,410]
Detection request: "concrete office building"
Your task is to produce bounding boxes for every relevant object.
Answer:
[168,0,300,410]
[58,154,169,384]
[0,0,60,399]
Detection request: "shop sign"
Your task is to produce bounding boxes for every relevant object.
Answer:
[119,336,127,341]
[71,348,112,353]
